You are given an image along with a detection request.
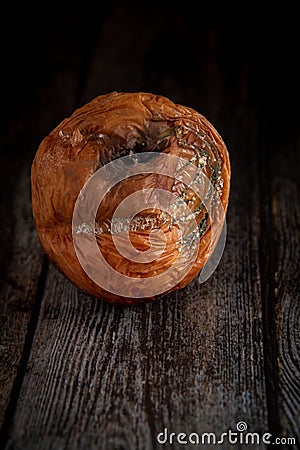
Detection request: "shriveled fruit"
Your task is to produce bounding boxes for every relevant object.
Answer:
[31,92,230,304]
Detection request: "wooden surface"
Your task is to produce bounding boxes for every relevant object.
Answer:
[0,4,299,450]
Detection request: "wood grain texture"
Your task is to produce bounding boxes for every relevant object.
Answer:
[0,155,44,429]
[1,4,299,450]
[267,122,300,444]
[0,8,103,442]
[255,21,300,445]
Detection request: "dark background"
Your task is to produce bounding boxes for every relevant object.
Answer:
[2,4,300,138]
[1,3,299,449]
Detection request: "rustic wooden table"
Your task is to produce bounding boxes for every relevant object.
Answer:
[0,4,299,450]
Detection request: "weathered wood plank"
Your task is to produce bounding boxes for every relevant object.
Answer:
[261,120,300,444]
[0,154,45,430]
[255,18,300,445]
[274,165,300,444]
[3,5,271,450]
[0,10,101,442]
